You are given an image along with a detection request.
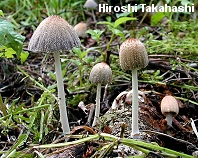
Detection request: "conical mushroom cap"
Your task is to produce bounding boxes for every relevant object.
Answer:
[84,0,98,8]
[119,38,148,71]
[28,15,81,53]
[89,62,112,84]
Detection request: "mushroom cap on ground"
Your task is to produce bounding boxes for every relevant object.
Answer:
[28,15,81,53]
[84,0,98,9]
[119,38,148,71]
[89,62,112,84]
[74,22,88,38]
[161,95,179,117]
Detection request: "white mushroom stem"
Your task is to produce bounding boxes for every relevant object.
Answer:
[91,9,97,23]
[92,83,101,127]
[165,113,173,126]
[131,69,140,138]
[54,52,70,134]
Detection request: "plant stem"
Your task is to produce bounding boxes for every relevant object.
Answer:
[131,69,139,138]
[92,83,101,127]
[104,33,115,62]
[138,0,153,27]
[106,33,115,52]
[0,93,7,116]
[79,63,83,87]
[120,137,193,158]
[54,52,70,134]
[34,134,99,148]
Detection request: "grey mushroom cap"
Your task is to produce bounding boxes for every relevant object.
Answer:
[84,0,98,9]
[119,38,148,71]
[28,15,81,53]
[89,62,112,84]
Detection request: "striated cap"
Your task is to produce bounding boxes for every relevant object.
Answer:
[28,15,81,53]
[74,22,88,38]
[119,38,148,71]
[89,62,112,84]
[161,96,179,117]
[84,0,98,9]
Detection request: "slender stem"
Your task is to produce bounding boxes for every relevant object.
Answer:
[138,0,153,27]
[54,52,70,134]
[0,93,7,116]
[92,83,101,127]
[79,63,83,87]
[91,9,97,23]
[106,33,115,52]
[131,69,139,138]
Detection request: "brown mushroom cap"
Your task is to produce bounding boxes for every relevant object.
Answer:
[74,22,88,38]
[161,96,179,117]
[28,15,81,53]
[89,62,112,84]
[119,38,148,71]
[84,0,98,8]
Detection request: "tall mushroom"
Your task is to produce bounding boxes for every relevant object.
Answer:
[161,95,179,126]
[119,38,148,138]
[28,15,81,134]
[89,62,112,127]
[84,0,98,23]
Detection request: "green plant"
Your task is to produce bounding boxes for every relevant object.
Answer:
[0,93,7,116]
[72,47,94,87]
[45,0,85,24]
[142,70,164,82]
[146,30,198,60]
[150,0,194,27]
[86,16,136,62]
[86,29,104,51]
[0,0,85,30]
[33,132,194,158]
[97,17,137,50]
[0,11,29,63]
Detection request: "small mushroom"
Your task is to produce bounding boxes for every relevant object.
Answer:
[161,95,179,126]
[84,0,98,23]
[74,22,88,38]
[28,15,81,134]
[89,62,112,126]
[119,38,148,138]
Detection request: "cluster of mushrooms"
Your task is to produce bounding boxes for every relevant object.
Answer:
[28,15,179,138]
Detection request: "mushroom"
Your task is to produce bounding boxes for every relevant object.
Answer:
[161,95,179,126]
[84,0,98,23]
[119,38,148,138]
[89,62,112,126]
[28,15,81,134]
[74,22,88,38]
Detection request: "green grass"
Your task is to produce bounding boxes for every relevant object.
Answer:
[0,0,86,29]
